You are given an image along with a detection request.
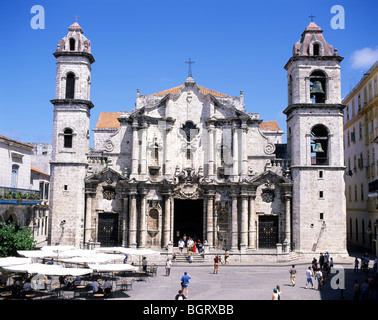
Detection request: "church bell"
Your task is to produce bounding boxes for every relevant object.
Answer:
[310,81,325,101]
[313,142,324,153]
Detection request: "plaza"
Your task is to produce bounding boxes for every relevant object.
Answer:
[106,255,365,301]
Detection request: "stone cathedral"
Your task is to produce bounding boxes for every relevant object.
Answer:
[49,21,348,261]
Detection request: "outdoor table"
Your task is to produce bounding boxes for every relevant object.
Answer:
[74,285,87,298]
[1,292,11,298]
[118,279,133,291]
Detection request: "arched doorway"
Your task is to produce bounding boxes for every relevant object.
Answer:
[173,199,203,245]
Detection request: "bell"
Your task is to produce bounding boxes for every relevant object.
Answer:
[310,81,325,102]
[313,143,324,153]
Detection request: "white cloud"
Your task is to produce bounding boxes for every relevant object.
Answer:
[350,47,378,70]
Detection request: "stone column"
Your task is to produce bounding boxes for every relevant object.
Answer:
[241,121,248,178]
[203,198,207,242]
[231,192,238,251]
[240,191,248,253]
[206,190,215,248]
[140,121,148,176]
[170,196,174,243]
[122,195,128,247]
[139,189,147,248]
[208,123,215,179]
[164,125,173,177]
[131,119,139,178]
[248,191,257,250]
[129,188,138,248]
[163,191,172,247]
[84,191,95,244]
[284,192,292,248]
[232,124,239,181]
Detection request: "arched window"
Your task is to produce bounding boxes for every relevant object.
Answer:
[66,72,75,99]
[63,128,73,148]
[69,38,75,51]
[309,70,327,103]
[310,124,329,165]
[11,165,19,188]
[313,43,320,56]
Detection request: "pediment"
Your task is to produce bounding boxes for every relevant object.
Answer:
[251,170,293,187]
[85,167,126,184]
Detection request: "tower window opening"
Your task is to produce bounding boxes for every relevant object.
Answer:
[69,38,75,51]
[66,72,75,99]
[313,43,320,56]
[310,124,329,165]
[63,128,73,148]
[309,71,326,103]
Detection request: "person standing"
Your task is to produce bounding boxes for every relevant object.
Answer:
[213,255,220,274]
[224,250,230,264]
[165,258,172,276]
[142,257,148,272]
[319,253,324,270]
[305,267,314,289]
[354,257,359,274]
[315,268,324,290]
[289,265,297,287]
[178,239,185,254]
[180,272,191,297]
[272,288,279,300]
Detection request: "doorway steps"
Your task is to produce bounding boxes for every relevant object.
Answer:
[174,252,205,263]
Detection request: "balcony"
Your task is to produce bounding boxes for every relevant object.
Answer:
[0,186,42,205]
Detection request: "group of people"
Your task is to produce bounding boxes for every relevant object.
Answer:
[178,235,204,255]
[8,274,50,298]
[213,251,230,274]
[354,253,377,274]
[91,277,112,297]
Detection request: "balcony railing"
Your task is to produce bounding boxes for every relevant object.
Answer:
[0,186,41,205]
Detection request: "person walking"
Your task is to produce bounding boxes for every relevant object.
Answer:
[175,289,187,300]
[180,272,191,297]
[165,258,172,276]
[305,267,314,289]
[289,265,297,287]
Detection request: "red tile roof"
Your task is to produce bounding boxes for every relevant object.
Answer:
[259,121,281,131]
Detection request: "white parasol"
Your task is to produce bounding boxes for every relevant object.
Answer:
[17,250,59,259]
[2,263,93,276]
[0,257,32,267]
[88,264,138,272]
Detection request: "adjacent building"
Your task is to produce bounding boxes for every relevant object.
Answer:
[0,135,50,244]
[343,61,378,255]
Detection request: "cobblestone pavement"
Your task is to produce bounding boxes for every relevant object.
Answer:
[109,256,374,301]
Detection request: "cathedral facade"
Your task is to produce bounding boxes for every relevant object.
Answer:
[48,21,348,260]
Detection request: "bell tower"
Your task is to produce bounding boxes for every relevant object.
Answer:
[283,22,347,257]
[49,21,95,247]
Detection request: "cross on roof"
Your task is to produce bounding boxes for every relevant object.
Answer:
[185,57,195,78]
[309,14,315,22]
[74,15,80,22]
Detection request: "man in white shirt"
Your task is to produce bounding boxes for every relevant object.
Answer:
[178,239,184,254]
[165,258,172,276]
[305,267,314,289]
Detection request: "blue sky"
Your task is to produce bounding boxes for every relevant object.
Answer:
[0,0,377,145]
